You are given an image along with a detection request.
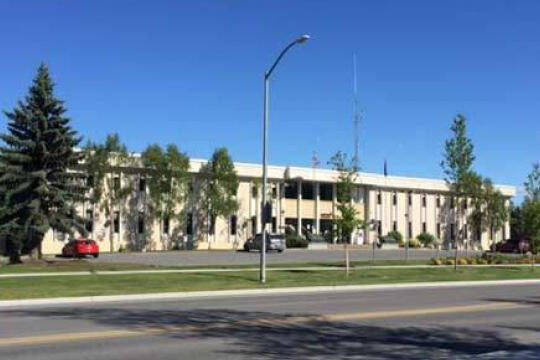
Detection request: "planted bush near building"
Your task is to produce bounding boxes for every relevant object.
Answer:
[286,235,309,248]
[417,233,437,248]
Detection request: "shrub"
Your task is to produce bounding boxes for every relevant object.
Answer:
[416,233,437,248]
[445,258,455,266]
[286,235,309,248]
[408,238,421,248]
[430,257,442,265]
[385,231,404,245]
[457,258,468,265]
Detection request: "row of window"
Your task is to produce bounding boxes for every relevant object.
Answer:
[85,210,239,236]
[377,192,469,209]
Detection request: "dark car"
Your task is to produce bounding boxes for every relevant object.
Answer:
[495,238,530,254]
[244,233,286,253]
[62,239,100,258]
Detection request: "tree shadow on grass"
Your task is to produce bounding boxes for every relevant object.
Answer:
[4,307,540,359]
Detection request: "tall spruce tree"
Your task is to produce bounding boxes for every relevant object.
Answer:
[441,114,475,269]
[0,64,86,263]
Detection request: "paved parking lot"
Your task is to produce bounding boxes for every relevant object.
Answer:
[89,249,478,267]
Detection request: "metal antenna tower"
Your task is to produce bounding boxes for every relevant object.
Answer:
[353,53,361,172]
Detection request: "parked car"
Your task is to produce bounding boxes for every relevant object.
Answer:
[62,239,100,258]
[495,238,530,254]
[244,233,286,253]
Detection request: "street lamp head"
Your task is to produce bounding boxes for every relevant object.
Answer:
[296,34,311,44]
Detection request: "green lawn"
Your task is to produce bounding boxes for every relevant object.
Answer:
[1,266,539,300]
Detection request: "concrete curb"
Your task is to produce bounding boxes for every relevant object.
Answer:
[1,264,539,279]
[2,279,540,309]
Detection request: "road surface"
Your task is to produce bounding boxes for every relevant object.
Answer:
[1,283,539,359]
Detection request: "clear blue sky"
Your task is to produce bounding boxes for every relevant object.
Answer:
[1,1,538,195]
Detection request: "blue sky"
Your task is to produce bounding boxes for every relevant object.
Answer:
[0,1,538,195]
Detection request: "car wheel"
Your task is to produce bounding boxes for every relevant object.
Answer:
[278,249,283,253]
[93,254,99,258]
[244,243,250,252]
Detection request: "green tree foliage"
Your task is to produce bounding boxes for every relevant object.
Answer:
[199,148,239,237]
[524,162,540,204]
[84,134,134,252]
[417,232,437,248]
[141,144,190,239]
[441,114,476,267]
[468,175,508,250]
[523,200,540,254]
[328,151,364,244]
[0,64,86,263]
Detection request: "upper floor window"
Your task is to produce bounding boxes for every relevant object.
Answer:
[319,183,333,201]
[422,195,426,207]
[377,192,382,205]
[284,181,298,199]
[393,193,397,206]
[139,178,146,192]
[113,176,120,192]
[408,192,412,206]
[301,182,314,200]
[436,196,441,208]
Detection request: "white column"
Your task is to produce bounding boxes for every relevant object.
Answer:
[332,183,337,243]
[315,182,320,234]
[297,180,302,236]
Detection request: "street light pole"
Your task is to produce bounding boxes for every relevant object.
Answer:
[261,34,310,284]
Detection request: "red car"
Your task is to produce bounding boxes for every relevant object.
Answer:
[495,238,530,254]
[62,239,99,258]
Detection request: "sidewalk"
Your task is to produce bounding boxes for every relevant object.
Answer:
[1,263,538,279]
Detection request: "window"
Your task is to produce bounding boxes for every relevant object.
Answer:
[113,177,120,192]
[463,224,468,239]
[463,199,468,210]
[230,215,237,235]
[408,222,412,238]
[113,211,120,233]
[319,183,333,201]
[437,223,441,238]
[377,220,382,236]
[301,182,314,200]
[252,185,258,198]
[422,195,426,207]
[87,175,94,188]
[451,223,456,241]
[209,213,215,235]
[377,192,382,205]
[85,209,94,233]
[436,196,441,208]
[139,178,146,192]
[163,216,169,234]
[450,197,455,208]
[271,217,277,233]
[393,221,397,232]
[393,193,397,206]
[284,182,298,199]
[138,212,145,234]
[186,213,193,235]
[422,222,426,233]
[271,186,277,199]
[408,192,412,206]
[251,216,257,236]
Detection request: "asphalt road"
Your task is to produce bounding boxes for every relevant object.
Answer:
[1,283,539,359]
[88,249,480,267]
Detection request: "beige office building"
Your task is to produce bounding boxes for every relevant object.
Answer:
[40,158,516,255]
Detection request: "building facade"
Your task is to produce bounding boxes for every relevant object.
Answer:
[40,159,516,255]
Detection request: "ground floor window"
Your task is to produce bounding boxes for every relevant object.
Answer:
[301,219,314,236]
[285,218,298,235]
[114,211,120,233]
[271,217,277,233]
[320,219,333,242]
[138,212,145,234]
[163,216,169,235]
[85,209,94,233]
[408,222,412,239]
[230,215,237,235]
[186,213,193,235]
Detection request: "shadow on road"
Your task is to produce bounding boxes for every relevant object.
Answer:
[4,306,540,359]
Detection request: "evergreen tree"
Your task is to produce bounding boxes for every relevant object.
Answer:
[524,162,540,204]
[0,64,86,263]
[441,114,475,269]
